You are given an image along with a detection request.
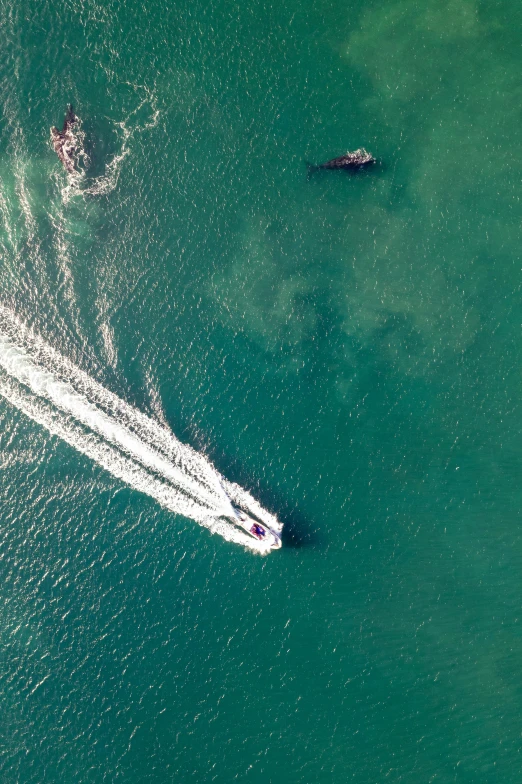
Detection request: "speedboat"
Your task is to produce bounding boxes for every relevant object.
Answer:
[231,507,282,549]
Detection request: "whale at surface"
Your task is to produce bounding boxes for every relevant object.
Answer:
[51,105,78,173]
[306,148,376,177]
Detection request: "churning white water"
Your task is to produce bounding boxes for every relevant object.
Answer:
[0,306,281,552]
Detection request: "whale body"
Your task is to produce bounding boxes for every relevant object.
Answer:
[51,105,78,173]
[307,148,376,177]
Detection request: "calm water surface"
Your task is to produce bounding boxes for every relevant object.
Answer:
[1,0,522,781]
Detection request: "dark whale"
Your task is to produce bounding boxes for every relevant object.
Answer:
[306,148,376,178]
[51,105,78,173]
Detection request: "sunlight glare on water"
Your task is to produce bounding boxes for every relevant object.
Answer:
[1,0,522,781]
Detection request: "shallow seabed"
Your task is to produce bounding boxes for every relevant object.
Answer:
[1,0,522,781]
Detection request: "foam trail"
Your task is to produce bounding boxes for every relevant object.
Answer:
[0,335,228,512]
[0,375,264,552]
[0,309,278,552]
[0,306,267,518]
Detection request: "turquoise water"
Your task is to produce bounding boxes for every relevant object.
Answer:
[2,0,522,780]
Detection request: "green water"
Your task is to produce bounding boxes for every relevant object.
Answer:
[2,0,522,780]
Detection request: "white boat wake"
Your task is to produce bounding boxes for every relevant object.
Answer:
[0,306,281,553]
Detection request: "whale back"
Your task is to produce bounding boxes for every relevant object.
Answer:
[306,148,376,178]
[51,105,78,173]
[61,105,76,134]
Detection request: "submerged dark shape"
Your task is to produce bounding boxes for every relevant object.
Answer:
[306,148,376,178]
[51,105,78,173]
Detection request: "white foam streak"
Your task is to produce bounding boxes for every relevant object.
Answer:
[0,308,226,503]
[0,376,263,551]
[62,87,161,201]
[0,337,221,508]
[0,309,277,552]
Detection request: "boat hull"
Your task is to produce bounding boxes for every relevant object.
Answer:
[231,508,282,549]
